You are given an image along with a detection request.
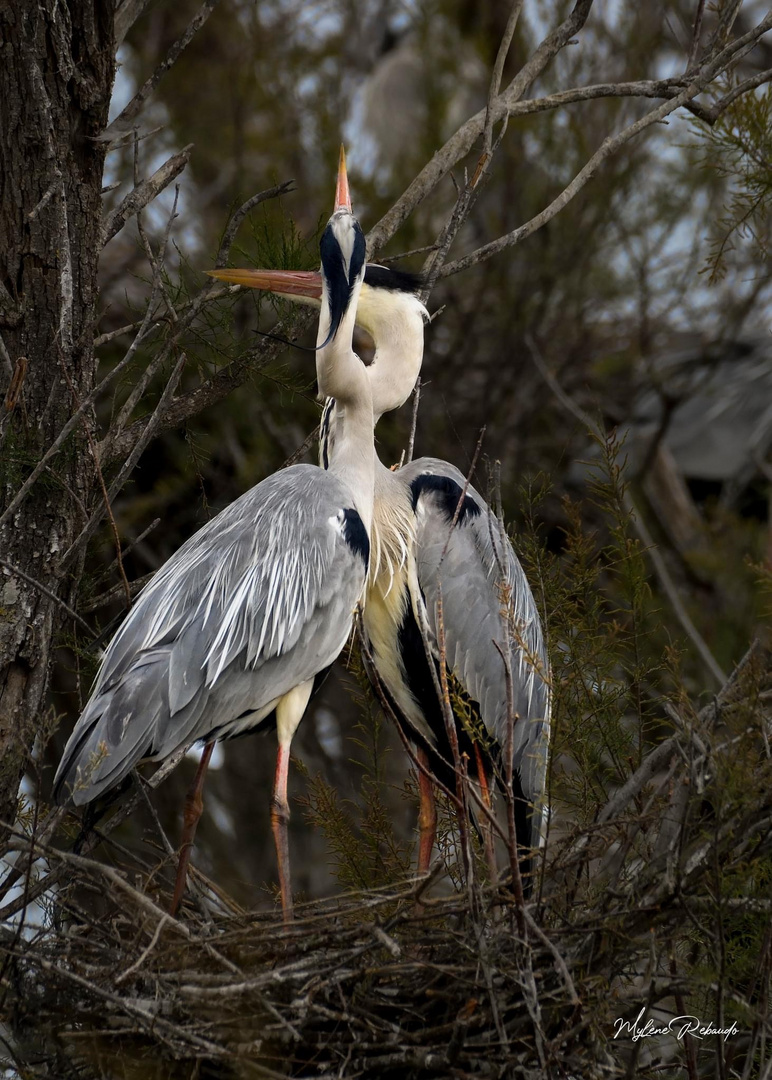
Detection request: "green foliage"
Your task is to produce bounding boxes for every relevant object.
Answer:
[300,638,414,892]
[537,432,671,827]
[692,82,772,281]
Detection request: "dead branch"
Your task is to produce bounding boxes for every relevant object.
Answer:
[440,13,772,279]
[103,0,221,142]
[62,351,188,569]
[114,0,154,49]
[79,571,153,615]
[527,334,727,687]
[101,145,192,247]
[0,558,91,635]
[367,0,597,256]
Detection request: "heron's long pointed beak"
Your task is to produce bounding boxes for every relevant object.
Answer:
[205,267,322,300]
[334,144,351,213]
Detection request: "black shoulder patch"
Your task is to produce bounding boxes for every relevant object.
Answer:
[365,265,424,294]
[341,507,370,567]
[409,473,481,524]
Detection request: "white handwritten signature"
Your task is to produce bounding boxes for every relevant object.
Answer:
[613,1008,739,1043]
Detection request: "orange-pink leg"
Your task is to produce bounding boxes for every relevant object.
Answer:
[416,747,437,874]
[170,741,214,917]
[474,743,498,886]
[271,742,294,922]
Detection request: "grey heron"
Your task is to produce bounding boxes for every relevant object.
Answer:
[54,149,373,920]
[210,260,551,890]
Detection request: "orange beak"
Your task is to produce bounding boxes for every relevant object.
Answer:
[205,267,322,299]
[334,144,351,213]
[207,146,350,295]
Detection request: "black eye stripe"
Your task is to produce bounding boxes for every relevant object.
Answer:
[319,219,366,346]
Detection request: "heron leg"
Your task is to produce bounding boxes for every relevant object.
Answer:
[272,680,315,923]
[416,747,437,874]
[474,743,498,887]
[271,742,293,922]
[170,741,214,917]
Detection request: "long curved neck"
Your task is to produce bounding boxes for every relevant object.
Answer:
[360,292,426,422]
[316,287,375,533]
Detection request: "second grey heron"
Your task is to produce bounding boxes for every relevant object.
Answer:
[210,259,551,891]
[54,150,372,920]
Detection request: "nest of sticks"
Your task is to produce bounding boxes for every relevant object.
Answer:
[1,643,771,1079]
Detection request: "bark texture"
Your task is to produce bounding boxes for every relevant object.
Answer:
[0,2,115,828]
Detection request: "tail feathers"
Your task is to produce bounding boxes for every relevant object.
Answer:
[53,653,170,806]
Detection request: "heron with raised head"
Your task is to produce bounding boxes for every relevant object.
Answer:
[210,254,551,890]
[54,149,372,920]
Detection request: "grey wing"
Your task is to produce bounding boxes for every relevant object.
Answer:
[54,465,368,805]
[401,458,550,844]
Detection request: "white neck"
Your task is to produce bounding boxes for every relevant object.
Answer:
[316,284,375,533]
[317,286,427,523]
[357,289,427,421]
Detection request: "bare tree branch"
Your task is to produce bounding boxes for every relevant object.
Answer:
[63,351,188,569]
[0,559,91,635]
[114,0,154,50]
[366,0,597,256]
[527,335,727,687]
[686,0,708,71]
[103,0,221,142]
[102,145,192,247]
[440,13,772,279]
[482,0,525,156]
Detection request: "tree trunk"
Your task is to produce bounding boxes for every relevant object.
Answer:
[0,3,114,828]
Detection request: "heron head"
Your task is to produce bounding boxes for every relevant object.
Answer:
[207,148,366,348]
[317,146,366,348]
[205,150,428,415]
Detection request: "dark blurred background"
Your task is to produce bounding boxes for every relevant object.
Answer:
[37,0,772,910]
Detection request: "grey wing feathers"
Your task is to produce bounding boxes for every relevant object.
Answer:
[54,465,366,806]
[402,458,550,844]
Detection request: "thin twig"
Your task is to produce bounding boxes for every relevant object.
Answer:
[63,351,188,569]
[0,273,163,535]
[80,571,153,616]
[493,638,527,939]
[406,376,421,464]
[103,0,221,141]
[101,146,192,247]
[527,334,727,687]
[686,0,707,71]
[482,0,525,155]
[57,352,132,607]
[91,518,161,588]
[0,559,91,634]
[281,424,321,469]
